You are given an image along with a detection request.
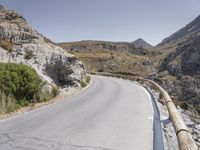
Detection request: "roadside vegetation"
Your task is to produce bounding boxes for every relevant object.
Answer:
[0,63,58,113]
[80,75,91,88]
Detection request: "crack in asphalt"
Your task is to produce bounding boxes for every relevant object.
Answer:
[0,133,116,150]
[62,143,116,150]
[0,133,14,145]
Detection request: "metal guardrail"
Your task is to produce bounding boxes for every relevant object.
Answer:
[93,72,198,150]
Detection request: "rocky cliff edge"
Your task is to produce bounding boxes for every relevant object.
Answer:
[0,6,86,90]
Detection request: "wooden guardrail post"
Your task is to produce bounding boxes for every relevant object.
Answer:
[144,79,198,150]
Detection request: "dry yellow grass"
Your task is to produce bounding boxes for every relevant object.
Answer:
[72,49,155,77]
[0,40,13,52]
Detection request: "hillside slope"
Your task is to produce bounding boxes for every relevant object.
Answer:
[156,15,200,52]
[59,40,158,77]
[154,15,200,117]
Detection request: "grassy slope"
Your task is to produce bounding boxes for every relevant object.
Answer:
[59,41,159,77]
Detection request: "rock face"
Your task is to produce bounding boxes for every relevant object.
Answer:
[159,36,200,108]
[0,6,85,87]
[132,38,153,49]
[161,37,200,76]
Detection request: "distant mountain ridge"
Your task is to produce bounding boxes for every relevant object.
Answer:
[59,40,150,55]
[58,40,156,77]
[132,38,153,49]
[157,15,200,50]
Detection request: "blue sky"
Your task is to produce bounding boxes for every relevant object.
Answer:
[0,0,200,45]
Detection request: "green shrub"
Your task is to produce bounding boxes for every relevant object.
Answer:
[51,86,59,98]
[80,81,87,88]
[0,40,13,52]
[80,75,91,88]
[0,91,6,113]
[85,75,91,84]
[36,90,51,102]
[0,63,44,113]
[0,63,43,101]
[0,91,19,113]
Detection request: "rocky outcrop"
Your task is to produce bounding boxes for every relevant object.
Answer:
[160,37,200,76]
[46,54,84,86]
[0,6,86,88]
[178,76,200,106]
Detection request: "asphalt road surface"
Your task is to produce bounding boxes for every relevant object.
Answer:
[0,75,160,150]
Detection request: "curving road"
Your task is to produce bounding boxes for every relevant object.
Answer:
[0,75,159,150]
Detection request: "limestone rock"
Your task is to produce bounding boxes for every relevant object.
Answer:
[0,6,86,88]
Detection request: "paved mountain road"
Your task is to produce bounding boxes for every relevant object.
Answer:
[0,75,158,150]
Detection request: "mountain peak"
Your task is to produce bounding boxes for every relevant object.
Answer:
[132,38,153,49]
[136,38,145,41]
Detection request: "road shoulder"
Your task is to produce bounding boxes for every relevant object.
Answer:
[0,75,93,121]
